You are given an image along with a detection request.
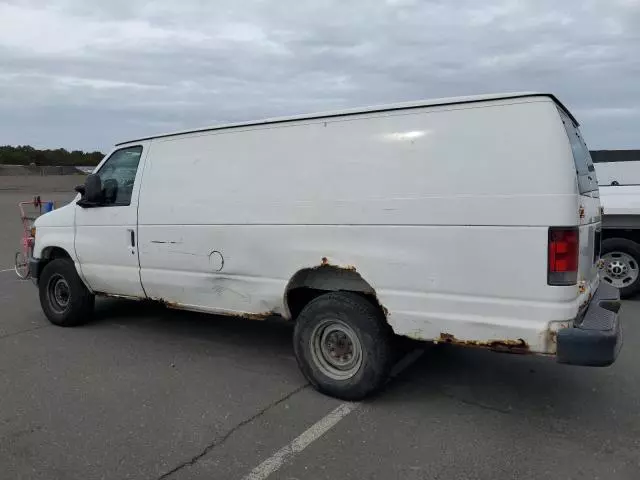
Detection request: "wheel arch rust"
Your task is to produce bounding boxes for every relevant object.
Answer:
[284,258,387,320]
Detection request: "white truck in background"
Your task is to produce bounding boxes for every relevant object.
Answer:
[594,150,640,298]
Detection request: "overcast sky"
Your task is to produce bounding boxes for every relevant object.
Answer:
[0,0,638,152]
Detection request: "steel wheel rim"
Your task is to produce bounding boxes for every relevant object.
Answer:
[47,274,71,313]
[310,319,363,380]
[602,251,639,288]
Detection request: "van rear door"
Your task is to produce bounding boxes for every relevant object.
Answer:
[559,109,601,290]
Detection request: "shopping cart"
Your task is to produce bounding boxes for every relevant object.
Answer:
[14,196,55,279]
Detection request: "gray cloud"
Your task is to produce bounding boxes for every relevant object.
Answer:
[0,0,638,151]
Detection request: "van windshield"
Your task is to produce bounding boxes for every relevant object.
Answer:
[558,108,598,194]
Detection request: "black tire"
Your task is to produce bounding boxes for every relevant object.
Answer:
[601,238,640,299]
[39,258,95,326]
[293,292,393,400]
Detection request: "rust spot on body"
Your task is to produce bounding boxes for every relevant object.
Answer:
[155,296,275,320]
[306,259,386,317]
[579,290,593,312]
[578,281,586,294]
[439,333,530,354]
[156,297,178,308]
[318,257,356,271]
[95,292,145,302]
[226,311,276,321]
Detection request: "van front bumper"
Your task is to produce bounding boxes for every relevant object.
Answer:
[29,256,41,281]
[556,282,622,367]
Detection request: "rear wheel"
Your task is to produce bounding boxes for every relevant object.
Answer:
[293,292,393,400]
[39,258,95,326]
[601,238,640,298]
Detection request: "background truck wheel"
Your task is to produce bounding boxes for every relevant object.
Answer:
[39,258,95,327]
[601,238,640,299]
[293,291,393,400]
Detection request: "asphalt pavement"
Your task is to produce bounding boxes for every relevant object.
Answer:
[1,176,638,480]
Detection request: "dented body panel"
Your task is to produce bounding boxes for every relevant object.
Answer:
[33,93,609,359]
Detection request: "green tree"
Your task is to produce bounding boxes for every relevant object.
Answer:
[0,145,104,166]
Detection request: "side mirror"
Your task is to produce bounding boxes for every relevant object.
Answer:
[77,174,103,208]
[85,174,103,203]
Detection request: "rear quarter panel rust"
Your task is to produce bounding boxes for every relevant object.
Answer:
[438,333,530,354]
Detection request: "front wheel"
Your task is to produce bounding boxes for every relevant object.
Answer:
[293,292,393,400]
[601,238,640,299]
[39,258,95,326]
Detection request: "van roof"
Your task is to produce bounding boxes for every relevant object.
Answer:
[117,92,576,145]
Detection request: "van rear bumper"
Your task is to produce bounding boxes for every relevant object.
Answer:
[556,282,622,366]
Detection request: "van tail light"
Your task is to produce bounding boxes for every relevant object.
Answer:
[548,227,579,286]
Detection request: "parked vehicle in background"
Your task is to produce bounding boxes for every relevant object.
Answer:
[593,150,640,298]
[29,93,621,400]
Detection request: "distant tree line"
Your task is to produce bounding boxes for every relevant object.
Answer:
[0,145,104,166]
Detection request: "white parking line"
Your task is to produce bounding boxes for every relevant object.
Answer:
[0,268,15,273]
[241,402,358,480]
[240,348,424,480]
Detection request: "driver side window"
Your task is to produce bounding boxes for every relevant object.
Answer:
[96,146,143,206]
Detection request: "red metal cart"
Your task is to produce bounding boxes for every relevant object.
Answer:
[15,196,55,279]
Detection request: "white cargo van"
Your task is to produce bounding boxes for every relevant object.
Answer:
[30,92,621,399]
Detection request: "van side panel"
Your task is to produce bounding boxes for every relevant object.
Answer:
[137,98,580,352]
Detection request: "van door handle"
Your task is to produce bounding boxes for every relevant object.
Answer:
[128,229,136,247]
